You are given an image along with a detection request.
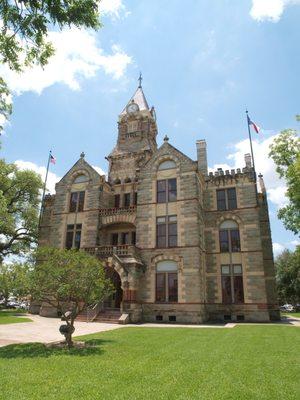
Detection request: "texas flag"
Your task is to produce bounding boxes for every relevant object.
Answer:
[50,154,56,164]
[247,114,260,134]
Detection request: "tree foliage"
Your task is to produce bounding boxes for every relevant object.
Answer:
[0,0,102,130]
[275,248,300,305]
[0,159,43,260]
[30,247,113,348]
[0,263,31,305]
[269,125,300,234]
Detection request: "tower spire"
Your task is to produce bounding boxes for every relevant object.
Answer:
[138,72,142,88]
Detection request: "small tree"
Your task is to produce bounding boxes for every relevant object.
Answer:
[275,248,300,305]
[0,159,43,261]
[31,247,113,348]
[0,263,31,306]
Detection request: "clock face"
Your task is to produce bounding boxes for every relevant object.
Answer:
[127,102,139,113]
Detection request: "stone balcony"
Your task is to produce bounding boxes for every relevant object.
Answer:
[99,206,136,225]
[83,244,140,259]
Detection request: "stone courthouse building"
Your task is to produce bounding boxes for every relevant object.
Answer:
[38,81,279,323]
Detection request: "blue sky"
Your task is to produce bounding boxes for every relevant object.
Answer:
[1,0,300,254]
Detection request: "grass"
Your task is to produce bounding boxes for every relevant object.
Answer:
[0,326,299,400]
[0,310,32,325]
[282,312,300,319]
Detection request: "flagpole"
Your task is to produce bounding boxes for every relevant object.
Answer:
[38,150,52,229]
[246,110,256,182]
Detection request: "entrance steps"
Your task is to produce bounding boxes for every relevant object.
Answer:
[76,308,122,324]
[94,309,122,324]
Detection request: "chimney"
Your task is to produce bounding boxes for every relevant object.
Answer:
[196,139,208,176]
[244,153,252,168]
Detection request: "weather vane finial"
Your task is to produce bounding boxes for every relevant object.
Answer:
[138,72,142,88]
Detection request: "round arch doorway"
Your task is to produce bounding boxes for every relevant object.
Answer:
[104,268,123,309]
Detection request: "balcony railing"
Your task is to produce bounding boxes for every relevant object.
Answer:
[99,205,136,216]
[83,245,139,258]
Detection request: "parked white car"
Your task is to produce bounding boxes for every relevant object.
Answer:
[280,304,295,312]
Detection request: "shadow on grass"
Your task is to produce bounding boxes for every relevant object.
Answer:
[0,339,113,359]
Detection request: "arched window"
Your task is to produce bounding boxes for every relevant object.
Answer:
[156,261,178,302]
[158,160,176,171]
[219,220,240,252]
[114,178,121,185]
[73,174,88,184]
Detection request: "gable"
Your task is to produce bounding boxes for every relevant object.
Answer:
[141,141,197,174]
[56,156,102,188]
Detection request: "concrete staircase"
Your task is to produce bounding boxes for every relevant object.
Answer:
[94,309,122,324]
[76,308,122,324]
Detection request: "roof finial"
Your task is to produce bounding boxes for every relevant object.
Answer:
[138,72,142,88]
[80,151,85,158]
[164,135,169,142]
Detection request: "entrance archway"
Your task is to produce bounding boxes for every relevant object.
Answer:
[104,268,123,309]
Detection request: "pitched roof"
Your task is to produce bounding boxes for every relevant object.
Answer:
[120,86,149,115]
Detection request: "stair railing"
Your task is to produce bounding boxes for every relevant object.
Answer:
[86,301,104,322]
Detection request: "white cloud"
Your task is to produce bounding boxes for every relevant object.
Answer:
[0,28,132,95]
[209,133,288,209]
[92,165,107,177]
[250,0,300,22]
[15,160,60,194]
[273,242,285,255]
[99,0,127,18]
[290,240,300,246]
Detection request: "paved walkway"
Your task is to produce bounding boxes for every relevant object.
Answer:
[1,314,299,347]
[0,314,123,347]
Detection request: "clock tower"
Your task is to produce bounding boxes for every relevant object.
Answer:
[107,77,158,183]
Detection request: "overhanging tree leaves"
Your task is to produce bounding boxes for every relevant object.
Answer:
[269,123,300,235]
[31,247,113,348]
[0,0,102,130]
[275,248,300,305]
[0,159,43,260]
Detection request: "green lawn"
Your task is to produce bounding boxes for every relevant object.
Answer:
[0,310,32,325]
[282,312,300,319]
[0,326,299,399]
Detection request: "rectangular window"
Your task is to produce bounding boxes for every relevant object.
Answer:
[219,230,229,252]
[156,217,166,248]
[69,191,85,213]
[156,273,166,302]
[78,191,85,212]
[133,192,138,206]
[156,216,177,248]
[227,188,237,210]
[65,224,82,250]
[217,190,226,211]
[221,264,244,304]
[111,233,118,246]
[217,188,237,211]
[230,229,240,252]
[168,178,177,202]
[168,215,177,247]
[114,194,120,208]
[157,179,177,203]
[168,273,178,302]
[220,229,240,252]
[124,193,131,208]
[157,180,166,203]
